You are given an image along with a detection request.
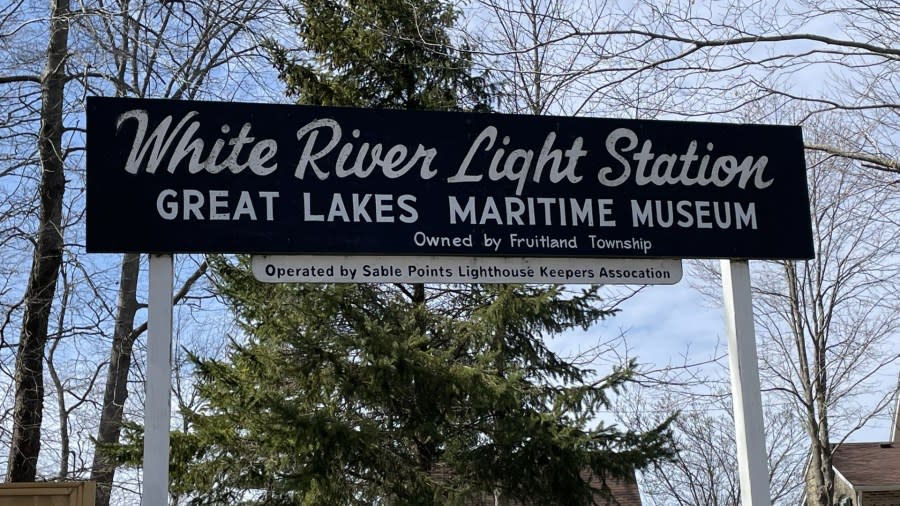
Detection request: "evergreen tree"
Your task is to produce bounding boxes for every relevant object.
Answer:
[138,1,675,504]
[265,0,493,111]
[169,259,673,505]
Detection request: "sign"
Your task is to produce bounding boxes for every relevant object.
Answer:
[86,97,814,259]
[252,256,682,284]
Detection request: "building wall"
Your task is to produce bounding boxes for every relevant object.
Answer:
[832,476,856,505]
[861,490,900,506]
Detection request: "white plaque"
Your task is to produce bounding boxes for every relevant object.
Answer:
[252,256,682,285]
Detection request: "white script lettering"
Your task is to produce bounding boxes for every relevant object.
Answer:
[598,128,773,190]
[448,126,586,195]
[294,120,438,180]
[117,109,277,175]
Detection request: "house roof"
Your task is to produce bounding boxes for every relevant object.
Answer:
[593,475,643,506]
[832,442,900,488]
[586,471,642,506]
[428,463,642,505]
[467,470,642,506]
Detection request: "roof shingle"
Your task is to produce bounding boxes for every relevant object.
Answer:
[832,442,900,487]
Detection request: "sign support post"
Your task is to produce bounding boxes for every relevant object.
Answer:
[143,254,173,506]
[721,259,771,506]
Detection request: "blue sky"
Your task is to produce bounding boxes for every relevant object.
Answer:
[565,267,899,444]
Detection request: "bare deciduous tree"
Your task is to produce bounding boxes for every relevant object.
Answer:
[1,0,283,501]
[467,3,900,504]
[751,142,900,505]
[6,0,71,482]
[74,1,279,502]
[467,0,898,172]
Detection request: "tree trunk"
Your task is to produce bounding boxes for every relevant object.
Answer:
[786,261,836,506]
[6,0,70,482]
[89,257,207,504]
[90,253,140,506]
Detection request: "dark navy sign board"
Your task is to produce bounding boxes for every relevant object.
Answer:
[86,97,814,259]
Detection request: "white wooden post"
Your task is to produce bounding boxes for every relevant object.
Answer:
[144,254,173,506]
[721,259,771,506]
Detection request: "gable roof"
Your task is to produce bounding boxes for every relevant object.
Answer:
[832,442,900,488]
